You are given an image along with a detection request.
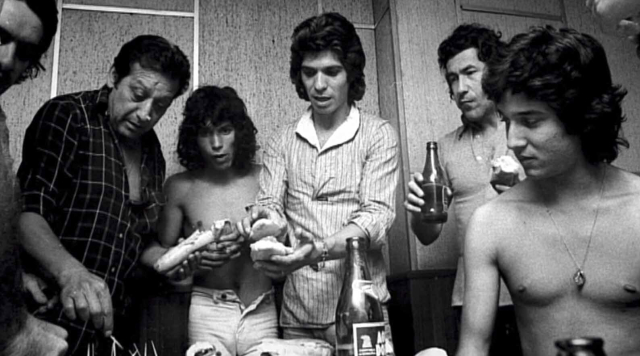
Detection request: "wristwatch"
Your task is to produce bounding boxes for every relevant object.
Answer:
[310,239,329,271]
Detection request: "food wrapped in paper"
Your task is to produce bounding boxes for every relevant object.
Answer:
[250,236,293,261]
[186,342,220,356]
[249,218,285,241]
[252,338,333,356]
[490,155,521,187]
[154,219,232,274]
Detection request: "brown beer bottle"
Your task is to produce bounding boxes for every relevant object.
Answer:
[555,337,606,356]
[335,237,386,356]
[421,141,448,223]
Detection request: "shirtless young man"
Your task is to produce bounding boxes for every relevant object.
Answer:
[143,86,276,356]
[456,27,640,356]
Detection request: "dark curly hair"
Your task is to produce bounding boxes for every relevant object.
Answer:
[177,86,258,173]
[483,26,628,164]
[437,23,505,99]
[290,12,366,104]
[15,0,59,84]
[112,35,191,97]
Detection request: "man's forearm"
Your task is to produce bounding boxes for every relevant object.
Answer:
[18,212,87,283]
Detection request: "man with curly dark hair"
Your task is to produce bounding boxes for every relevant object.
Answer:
[457,26,636,356]
[406,23,523,356]
[239,12,399,352]
[17,34,190,355]
[141,85,278,356]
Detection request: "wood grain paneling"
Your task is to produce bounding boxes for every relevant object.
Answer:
[461,11,564,39]
[55,10,194,177]
[357,29,380,118]
[376,9,410,275]
[199,0,315,164]
[373,0,389,26]
[1,47,54,173]
[461,0,562,17]
[200,0,379,165]
[322,0,374,25]
[65,0,193,12]
[395,0,462,269]
[563,0,640,173]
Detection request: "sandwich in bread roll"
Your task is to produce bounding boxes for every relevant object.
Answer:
[250,236,293,261]
[154,219,231,274]
[249,218,284,241]
[186,342,220,356]
[490,155,521,187]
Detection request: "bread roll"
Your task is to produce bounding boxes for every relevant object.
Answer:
[154,219,230,274]
[186,342,219,356]
[250,236,293,261]
[249,218,284,240]
[490,155,520,187]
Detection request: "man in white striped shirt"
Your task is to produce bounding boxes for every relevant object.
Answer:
[239,12,399,350]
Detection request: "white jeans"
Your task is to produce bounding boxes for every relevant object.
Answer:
[189,286,278,356]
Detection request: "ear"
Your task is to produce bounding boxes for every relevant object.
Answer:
[107,66,118,88]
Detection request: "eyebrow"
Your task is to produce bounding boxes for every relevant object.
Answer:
[513,109,546,116]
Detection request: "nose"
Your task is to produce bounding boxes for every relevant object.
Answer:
[454,76,470,97]
[211,133,222,149]
[506,122,526,152]
[313,73,327,92]
[137,100,152,122]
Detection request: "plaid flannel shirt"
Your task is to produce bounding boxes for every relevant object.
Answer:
[18,86,165,350]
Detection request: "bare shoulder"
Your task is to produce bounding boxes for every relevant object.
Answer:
[164,171,195,201]
[467,182,529,243]
[605,166,640,208]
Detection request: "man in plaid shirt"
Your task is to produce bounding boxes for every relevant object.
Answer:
[17,35,190,355]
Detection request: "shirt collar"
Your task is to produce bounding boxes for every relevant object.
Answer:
[295,105,360,152]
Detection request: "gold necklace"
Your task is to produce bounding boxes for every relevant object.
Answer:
[543,165,607,288]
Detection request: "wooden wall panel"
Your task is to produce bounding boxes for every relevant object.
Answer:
[461,0,562,17]
[373,0,389,25]
[376,8,411,275]
[563,0,640,173]
[461,11,564,39]
[357,29,381,118]
[199,0,316,164]
[56,10,194,177]
[200,0,379,165]
[323,0,374,25]
[65,0,193,12]
[1,48,54,173]
[396,0,461,269]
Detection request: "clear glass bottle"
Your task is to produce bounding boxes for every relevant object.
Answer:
[555,337,606,356]
[421,141,448,223]
[335,237,386,356]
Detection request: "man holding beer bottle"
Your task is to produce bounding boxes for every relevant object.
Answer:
[457,26,640,356]
[239,12,399,353]
[404,23,523,356]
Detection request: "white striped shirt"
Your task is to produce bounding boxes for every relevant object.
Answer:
[257,106,399,327]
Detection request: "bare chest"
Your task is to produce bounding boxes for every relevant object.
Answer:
[500,208,640,308]
[181,180,259,230]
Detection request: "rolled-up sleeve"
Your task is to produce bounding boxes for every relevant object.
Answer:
[256,129,289,216]
[18,100,79,224]
[348,121,399,250]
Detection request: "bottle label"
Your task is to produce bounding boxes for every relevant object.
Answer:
[352,322,386,356]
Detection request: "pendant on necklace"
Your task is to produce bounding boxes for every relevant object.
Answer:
[573,269,586,287]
